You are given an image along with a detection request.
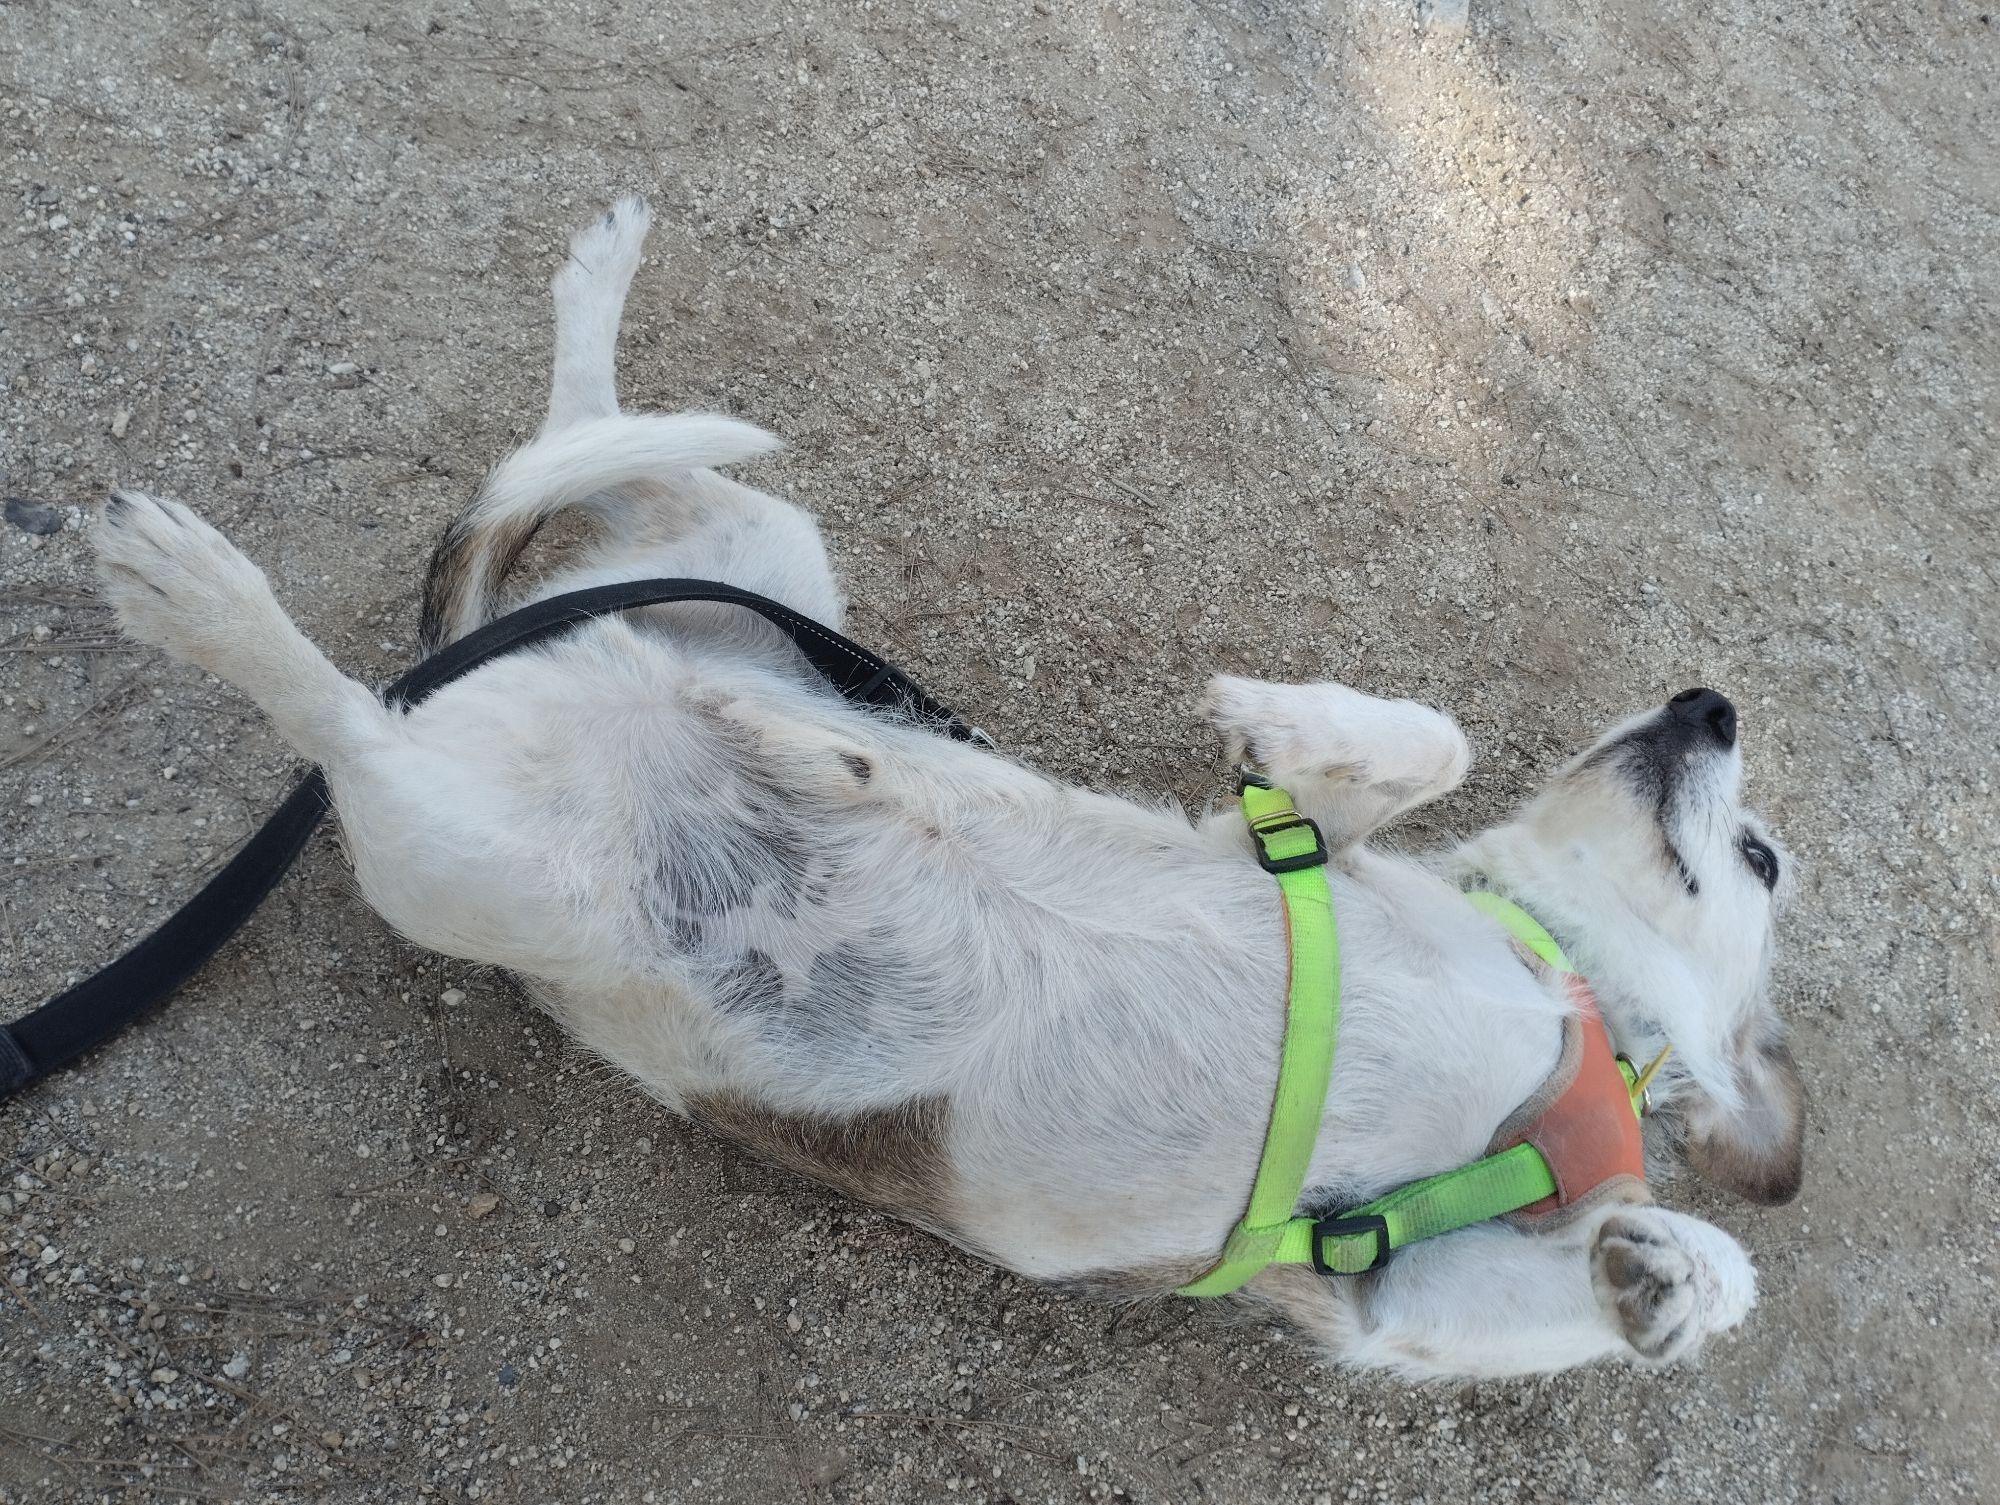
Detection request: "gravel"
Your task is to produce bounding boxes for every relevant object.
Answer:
[3,2,1996,1503]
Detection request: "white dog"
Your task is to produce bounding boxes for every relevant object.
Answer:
[91,199,1802,1380]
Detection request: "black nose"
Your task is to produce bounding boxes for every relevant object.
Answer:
[1668,687,1736,747]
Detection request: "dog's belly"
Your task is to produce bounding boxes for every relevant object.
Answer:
[498,761,1294,1281]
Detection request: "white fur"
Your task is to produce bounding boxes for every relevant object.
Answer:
[90,200,1803,1381]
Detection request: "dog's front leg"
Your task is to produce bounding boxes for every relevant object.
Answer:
[1201,676,1471,849]
[1250,1203,1756,1380]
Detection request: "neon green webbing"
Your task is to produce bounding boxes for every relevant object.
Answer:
[1177,783,1338,1298]
[1462,889,1572,971]
[1308,1145,1557,1273]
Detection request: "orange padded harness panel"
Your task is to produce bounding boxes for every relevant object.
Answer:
[1491,976,1650,1224]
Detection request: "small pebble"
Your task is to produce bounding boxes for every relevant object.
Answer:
[1419,0,1469,30]
[4,497,62,536]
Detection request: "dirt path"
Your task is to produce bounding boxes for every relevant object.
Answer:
[3,2,1994,1502]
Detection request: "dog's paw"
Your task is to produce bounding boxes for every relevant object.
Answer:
[93,491,277,669]
[1201,674,1469,791]
[1199,674,1271,766]
[558,195,652,292]
[1592,1209,1756,1365]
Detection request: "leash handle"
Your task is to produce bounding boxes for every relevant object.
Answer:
[1,580,977,1101]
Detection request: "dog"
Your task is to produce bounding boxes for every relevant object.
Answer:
[90,197,1803,1381]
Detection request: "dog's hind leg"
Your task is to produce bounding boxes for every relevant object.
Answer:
[532,198,848,625]
[541,195,652,437]
[95,491,385,766]
[423,197,842,648]
[95,489,575,971]
[1201,676,1471,848]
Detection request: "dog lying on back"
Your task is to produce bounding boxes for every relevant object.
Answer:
[92,198,1803,1380]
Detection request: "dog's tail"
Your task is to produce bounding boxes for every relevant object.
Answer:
[416,413,781,653]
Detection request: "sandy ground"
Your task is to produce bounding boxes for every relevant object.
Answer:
[3,1,1996,1501]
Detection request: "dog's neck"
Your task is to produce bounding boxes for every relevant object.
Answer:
[1440,836,1696,1113]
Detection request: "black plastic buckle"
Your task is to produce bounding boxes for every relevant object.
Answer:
[1312,1212,1392,1275]
[1250,812,1328,874]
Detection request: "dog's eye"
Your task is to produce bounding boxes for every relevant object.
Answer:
[1741,834,1780,891]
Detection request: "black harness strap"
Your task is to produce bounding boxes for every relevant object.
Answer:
[0,579,977,1102]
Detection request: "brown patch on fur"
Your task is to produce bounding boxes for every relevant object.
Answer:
[1684,1037,1806,1204]
[417,510,478,653]
[688,1091,959,1230]
[1055,1254,1220,1303]
[1389,1336,1443,1368]
[1242,1262,1381,1352]
[417,496,549,653]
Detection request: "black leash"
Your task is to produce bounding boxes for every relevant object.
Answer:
[0,579,978,1102]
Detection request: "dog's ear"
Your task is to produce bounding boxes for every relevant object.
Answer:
[1679,1033,1805,1204]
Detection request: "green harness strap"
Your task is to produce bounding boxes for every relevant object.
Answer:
[1178,808,1634,1296]
[1178,782,1338,1298]
[1462,888,1572,970]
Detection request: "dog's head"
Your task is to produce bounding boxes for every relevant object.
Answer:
[1460,689,1804,1205]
